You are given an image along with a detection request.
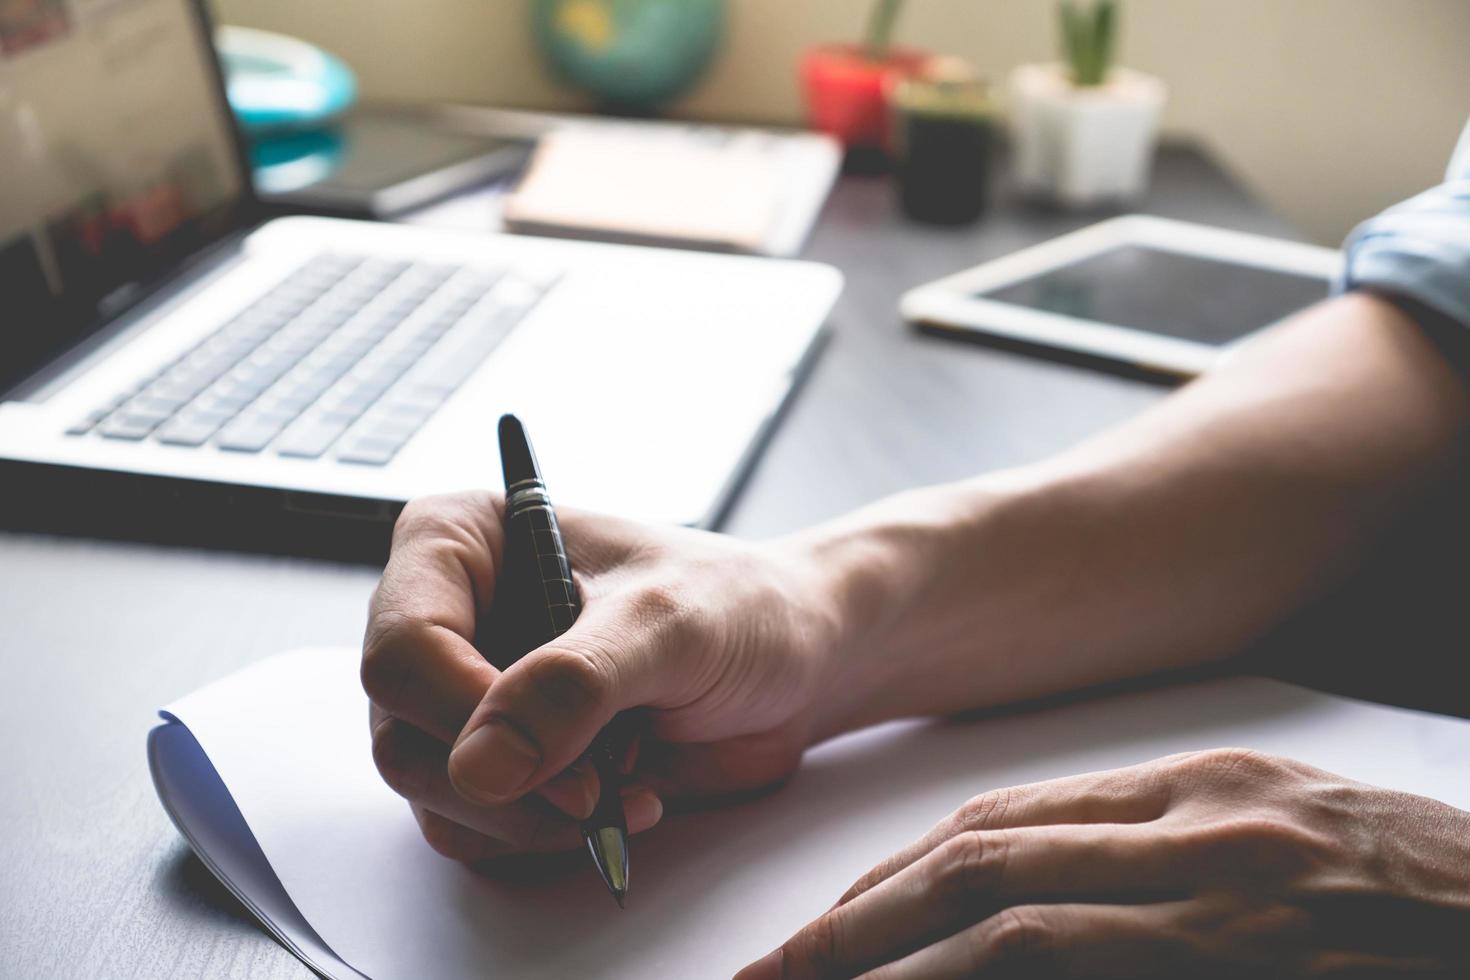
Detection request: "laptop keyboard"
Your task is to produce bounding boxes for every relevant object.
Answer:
[67,254,555,465]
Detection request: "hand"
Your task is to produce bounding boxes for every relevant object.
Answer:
[362,492,846,866]
[737,748,1470,979]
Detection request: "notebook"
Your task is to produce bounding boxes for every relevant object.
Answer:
[149,648,1470,979]
[500,126,840,255]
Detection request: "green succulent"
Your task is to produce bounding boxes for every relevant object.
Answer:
[1060,0,1117,87]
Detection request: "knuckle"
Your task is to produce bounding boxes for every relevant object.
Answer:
[929,830,1002,907]
[390,494,494,567]
[839,851,903,905]
[955,787,1014,832]
[393,494,477,542]
[1249,902,1315,946]
[1192,815,1323,875]
[370,721,429,799]
[418,812,473,861]
[1217,815,1299,846]
[1199,745,1269,768]
[978,906,1055,970]
[632,580,685,620]
[392,496,456,544]
[523,648,612,714]
[370,718,400,776]
[841,867,883,904]
[789,911,846,974]
[360,613,424,710]
[1159,748,1292,805]
[1103,764,1164,806]
[1195,747,1281,782]
[627,581,694,644]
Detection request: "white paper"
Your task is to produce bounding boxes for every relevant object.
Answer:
[148,722,367,979]
[157,648,1470,979]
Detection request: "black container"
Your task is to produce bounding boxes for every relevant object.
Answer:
[893,62,996,226]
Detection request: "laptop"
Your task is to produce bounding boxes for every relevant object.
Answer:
[0,0,841,558]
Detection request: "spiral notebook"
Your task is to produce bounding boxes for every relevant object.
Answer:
[149,647,1470,979]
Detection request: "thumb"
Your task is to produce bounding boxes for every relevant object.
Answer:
[447,599,681,805]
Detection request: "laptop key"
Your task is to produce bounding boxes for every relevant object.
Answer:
[335,435,403,466]
[331,385,387,416]
[143,381,206,406]
[216,419,287,453]
[129,394,189,416]
[368,416,429,445]
[98,414,162,440]
[113,406,172,427]
[180,413,238,440]
[65,409,111,436]
[193,390,253,415]
[275,419,350,459]
[240,405,296,429]
[156,416,224,447]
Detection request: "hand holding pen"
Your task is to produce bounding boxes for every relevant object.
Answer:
[483,414,631,904]
[362,425,845,889]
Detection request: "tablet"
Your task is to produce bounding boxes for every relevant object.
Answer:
[900,216,1341,376]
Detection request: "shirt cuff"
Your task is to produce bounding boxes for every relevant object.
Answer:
[1335,181,1470,333]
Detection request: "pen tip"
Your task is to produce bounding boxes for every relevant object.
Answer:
[615,892,626,910]
[587,825,630,911]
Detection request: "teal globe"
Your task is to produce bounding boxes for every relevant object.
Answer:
[533,0,724,110]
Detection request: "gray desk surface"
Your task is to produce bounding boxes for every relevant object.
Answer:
[0,144,1300,978]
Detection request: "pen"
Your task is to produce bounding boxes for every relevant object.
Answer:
[487,413,630,907]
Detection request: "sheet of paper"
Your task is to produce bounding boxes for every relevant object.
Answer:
[161,648,1470,979]
[149,722,367,979]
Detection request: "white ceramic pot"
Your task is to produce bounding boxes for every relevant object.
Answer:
[1008,62,1166,206]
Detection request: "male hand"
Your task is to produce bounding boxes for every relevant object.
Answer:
[362,492,847,866]
[738,748,1470,978]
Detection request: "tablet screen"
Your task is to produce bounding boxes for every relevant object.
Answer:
[977,245,1330,345]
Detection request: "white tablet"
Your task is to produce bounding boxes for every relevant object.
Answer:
[900,215,1341,377]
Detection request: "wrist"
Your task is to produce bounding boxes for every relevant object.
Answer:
[778,479,1016,740]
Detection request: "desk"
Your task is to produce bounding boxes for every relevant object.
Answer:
[0,144,1299,978]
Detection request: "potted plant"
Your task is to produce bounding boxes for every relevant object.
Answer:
[1009,1,1165,205]
[799,0,928,153]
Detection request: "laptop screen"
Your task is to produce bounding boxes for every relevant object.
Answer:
[0,0,249,390]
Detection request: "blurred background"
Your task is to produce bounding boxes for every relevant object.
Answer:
[214,0,1469,245]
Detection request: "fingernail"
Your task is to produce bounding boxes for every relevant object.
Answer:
[451,719,541,802]
[622,785,663,830]
[733,948,782,980]
[542,762,598,819]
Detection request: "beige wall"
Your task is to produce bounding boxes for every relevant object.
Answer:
[214,0,1470,245]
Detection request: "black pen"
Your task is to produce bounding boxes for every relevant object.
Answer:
[488,413,629,907]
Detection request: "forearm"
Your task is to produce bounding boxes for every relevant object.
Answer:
[800,293,1470,736]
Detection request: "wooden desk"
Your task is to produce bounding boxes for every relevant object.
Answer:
[0,144,1299,978]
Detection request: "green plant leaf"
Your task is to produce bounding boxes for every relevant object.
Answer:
[864,0,905,60]
[1060,1,1085,83]
[1094,0,1116,84]
[1059,0,1118,86]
